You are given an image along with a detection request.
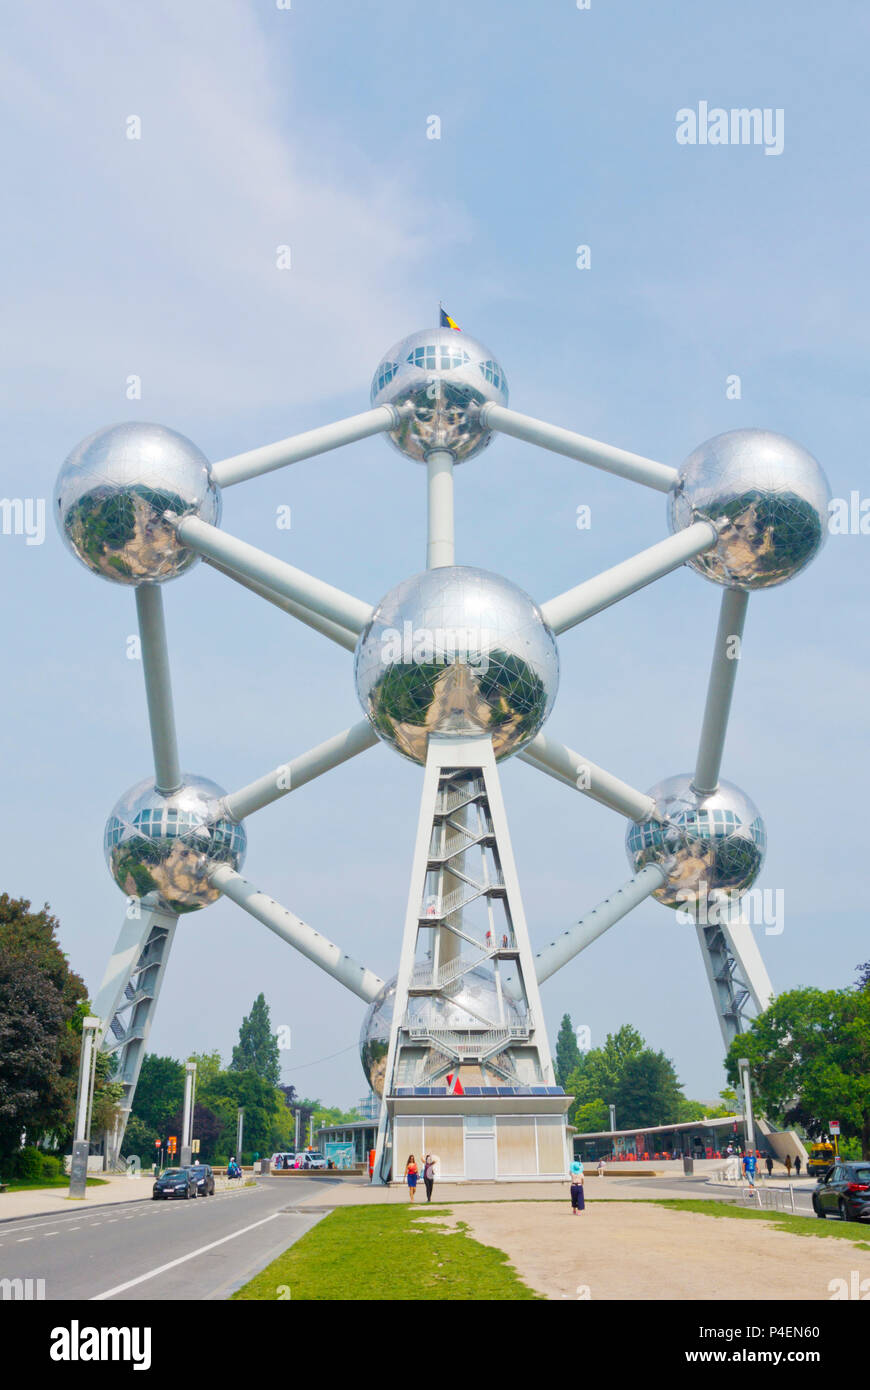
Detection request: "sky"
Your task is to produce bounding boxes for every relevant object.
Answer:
[1,0,867,1109]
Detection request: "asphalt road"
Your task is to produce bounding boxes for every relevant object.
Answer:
[0,1176,338,1301]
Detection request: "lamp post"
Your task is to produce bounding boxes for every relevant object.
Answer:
[69,1017,100,1199]
[738,1058,755,1151]
[181,1061,196,1166]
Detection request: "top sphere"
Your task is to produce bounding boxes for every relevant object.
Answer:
[54,422,221,583]
[668,428,830,589]
[370,327,508,463]
[354,565,559,765]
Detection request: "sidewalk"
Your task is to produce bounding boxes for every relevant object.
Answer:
[292,1173,736,1208]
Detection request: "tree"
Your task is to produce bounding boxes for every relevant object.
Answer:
[613,1050,684,1129]
[189,1050,222,1090]
[725,986,870,1159]
[856,961,870,991]
[230,994,280,1086]
[0,895,88,1162]
[571,1100,610,1133]
[130,1055,185,1135]
[199,1070,285,1158]
[165,1102,224,1162]
[554,1014,581,1090]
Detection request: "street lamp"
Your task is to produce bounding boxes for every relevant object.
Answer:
[738,1057,755,1151]
[69,1017,100,1199]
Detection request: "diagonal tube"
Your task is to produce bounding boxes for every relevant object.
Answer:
[692,587,749,795]
[169,514,373,634]
[135,584,182,793]
[210,865,385,1003]
[502,864,667,998]
[479,402,678,492]
[211,406,398,488]
[540,521,718,634]
[224,720,379,821]
[519,732,655,821]
[202,558,358,652]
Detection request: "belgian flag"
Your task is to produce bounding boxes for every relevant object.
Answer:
[439,306,461,331]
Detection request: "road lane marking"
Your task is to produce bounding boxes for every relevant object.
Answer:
[91,1212,284,1300]
[17,1237,33,1242]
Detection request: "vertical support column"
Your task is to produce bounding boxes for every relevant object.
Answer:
[426,450,455,568]
[693,587,749,795]
[136,583,182,794]
[695,909,773,1051]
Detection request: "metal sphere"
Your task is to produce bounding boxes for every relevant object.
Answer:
[668,428,830,589]
[104,775,246,913]
[360,968,527,1097]
[354,566,559,765]
[370,327,508,462]
[625,774,766,912]
[54,422,221,583]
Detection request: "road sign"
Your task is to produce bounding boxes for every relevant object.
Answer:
[167,1136,177,1153]
[154,1139,160,1148]
[191,1139,200,1155]
[829,1120,840,1134]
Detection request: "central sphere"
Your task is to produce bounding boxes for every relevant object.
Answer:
[104,775,246,913]
[370,327,508,462]
[354,566,559,764]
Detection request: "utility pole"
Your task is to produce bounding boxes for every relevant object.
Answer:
[69,1017,100,1199]
[295,1107,301,1152]
[236,1107,245,1164]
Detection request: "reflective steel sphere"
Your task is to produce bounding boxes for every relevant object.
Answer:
[668,429,830,589]
[370,327,508,462]
[55,422,221,583]
[626,774,766,911]
[104,775,246,912]
[360,968,528,1096]
[354,566,558,764]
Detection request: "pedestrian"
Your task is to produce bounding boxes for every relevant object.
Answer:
[423,1153,436,1202]
[404,1154,419,1200]
[785,1154,792,1177]
[765,1154,773,1177]
[742,1151,757,1187]
[597,1157,605,1178]
[794,1154,801,1177]
[569,1159,585,1215]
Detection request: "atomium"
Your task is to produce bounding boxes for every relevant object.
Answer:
[370,327,508,463]
[625,775,766,911]
[353,565,559,763]
[104,775,246,912]
[668,428,830,590]
[54,422,221,584]
[55,317,832,1173]
[360,969,528,1097]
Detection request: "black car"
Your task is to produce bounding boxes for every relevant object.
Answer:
[152,1167,198,1200]
[185,1163,215,1197]
[812,1161,870,1222]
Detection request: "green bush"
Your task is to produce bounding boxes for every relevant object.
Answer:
[12,1146,44,1181]
[40,1154,63,1181]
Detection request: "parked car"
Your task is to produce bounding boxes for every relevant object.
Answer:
[812,1161,870,1222]
[152,1167,199,1200]
[185,1163,215,1196]
[303,1151,327,1170]
[270,1152,297,1169]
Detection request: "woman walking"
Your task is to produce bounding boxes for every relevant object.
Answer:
[423,1153,436,1203]
[569,1158,585,1215]
[404,1154,419,1200]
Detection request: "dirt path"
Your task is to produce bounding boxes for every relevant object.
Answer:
[437,1201,870,1301]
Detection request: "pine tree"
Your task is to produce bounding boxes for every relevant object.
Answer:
[554,1013,582,1089]
[230,994,281,1086]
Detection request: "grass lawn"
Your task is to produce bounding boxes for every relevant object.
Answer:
[1,1176,108,1193]
[656,1198,870,1249]
[232,1204,542,1301]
